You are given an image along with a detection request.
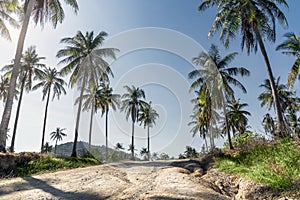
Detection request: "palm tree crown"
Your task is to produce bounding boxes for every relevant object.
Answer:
[276,32,300,88]
[50,127,66,154]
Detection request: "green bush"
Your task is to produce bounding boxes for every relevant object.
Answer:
[217,138,300,189]
[223,131,266,150]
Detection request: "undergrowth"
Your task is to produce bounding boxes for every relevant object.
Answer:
[216,138,300,189]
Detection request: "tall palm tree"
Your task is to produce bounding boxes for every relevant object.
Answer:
[121,85,146,160]
[189,44,250,149]
[96,84,120,161]
[0,0,19,40]
[32,67,66,153]
[2,46,45,152]
[226,99,251,137]
[276,32,300,88]
[199,0,289,137]
[50,127,66,154]
[138,101,159,160]
[0,0,78,152]
[57,31,118,157]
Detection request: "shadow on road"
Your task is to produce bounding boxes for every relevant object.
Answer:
[0,176,107,200]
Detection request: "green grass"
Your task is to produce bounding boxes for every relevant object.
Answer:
[216,139,300,189]
[16,156,99,177]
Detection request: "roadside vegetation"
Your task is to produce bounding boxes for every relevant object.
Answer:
[15,156,99,177]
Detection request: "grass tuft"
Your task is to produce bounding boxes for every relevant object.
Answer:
[216,138,300,189]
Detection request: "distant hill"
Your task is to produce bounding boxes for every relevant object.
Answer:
[53,141,132,161]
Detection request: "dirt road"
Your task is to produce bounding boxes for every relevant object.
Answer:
[0,160,228,200]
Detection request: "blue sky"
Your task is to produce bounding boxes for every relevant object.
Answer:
[0,0,300,157]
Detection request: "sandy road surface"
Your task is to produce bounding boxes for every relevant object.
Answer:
[0,160,228,200]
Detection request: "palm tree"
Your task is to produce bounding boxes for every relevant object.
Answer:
[2,46,45,152]
[226,99,251,137]
[50,127,66,154]
[258,77,296,114]
[285,111,300,139]
[43,142,53,154]
[189,44,250,149]
[121,85,146,160]
[32,67,66,153]
[96,84,120,161]
[184,146,198,159]
[57,31,118,157]
[115,142,125,151]
[0,0,78,153]
[276,32,300,88]
[140,147,148,160]
[262,113,276,136]
[189,89,213,151]
[198,0,288,137]
[0,0,19,40]
[138,101,159,161]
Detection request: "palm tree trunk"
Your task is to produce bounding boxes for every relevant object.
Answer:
[41,88,51,153]
[224,113,233,149]
[203,133,208,152]
[131,120,135,160]
[105,106,109,161]
[209,124,214,150]
[55,139,58,154]
[254,26,285,138]
[0,0,35,152]
[147,125,150,161]
[10,78,26,152]
[71,68,88,157]
[88,102,94,152]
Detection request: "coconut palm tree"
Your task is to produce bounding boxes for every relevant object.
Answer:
[258,77,296,113]
[184,146,198,159]
[50,127,66,154]
[276,32,300,88]
[32,67,66,153]
[189,88,215,151]
[96,84,120,161]
[189,44,250,149]
[0,0,78,152]
[2,46,45,152]
[226,99,251,137]
[115,142,124,151]
[138,101,159,160]
[198,0,289,137]
[43,142,53,154]
[121,85,146,160]
[262,113,276,137]
[0,0,19,41]
[57,31,118,157]
[140,147,148,160]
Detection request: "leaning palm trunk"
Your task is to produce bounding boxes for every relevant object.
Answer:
[41,88,51,153]
[71,68,88,157]
[10,77,26,152]
[0,0,35,152]
[147,125,150,161]
[88,102,95,151]
[105,106,109,161]
[254,26,286,138]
